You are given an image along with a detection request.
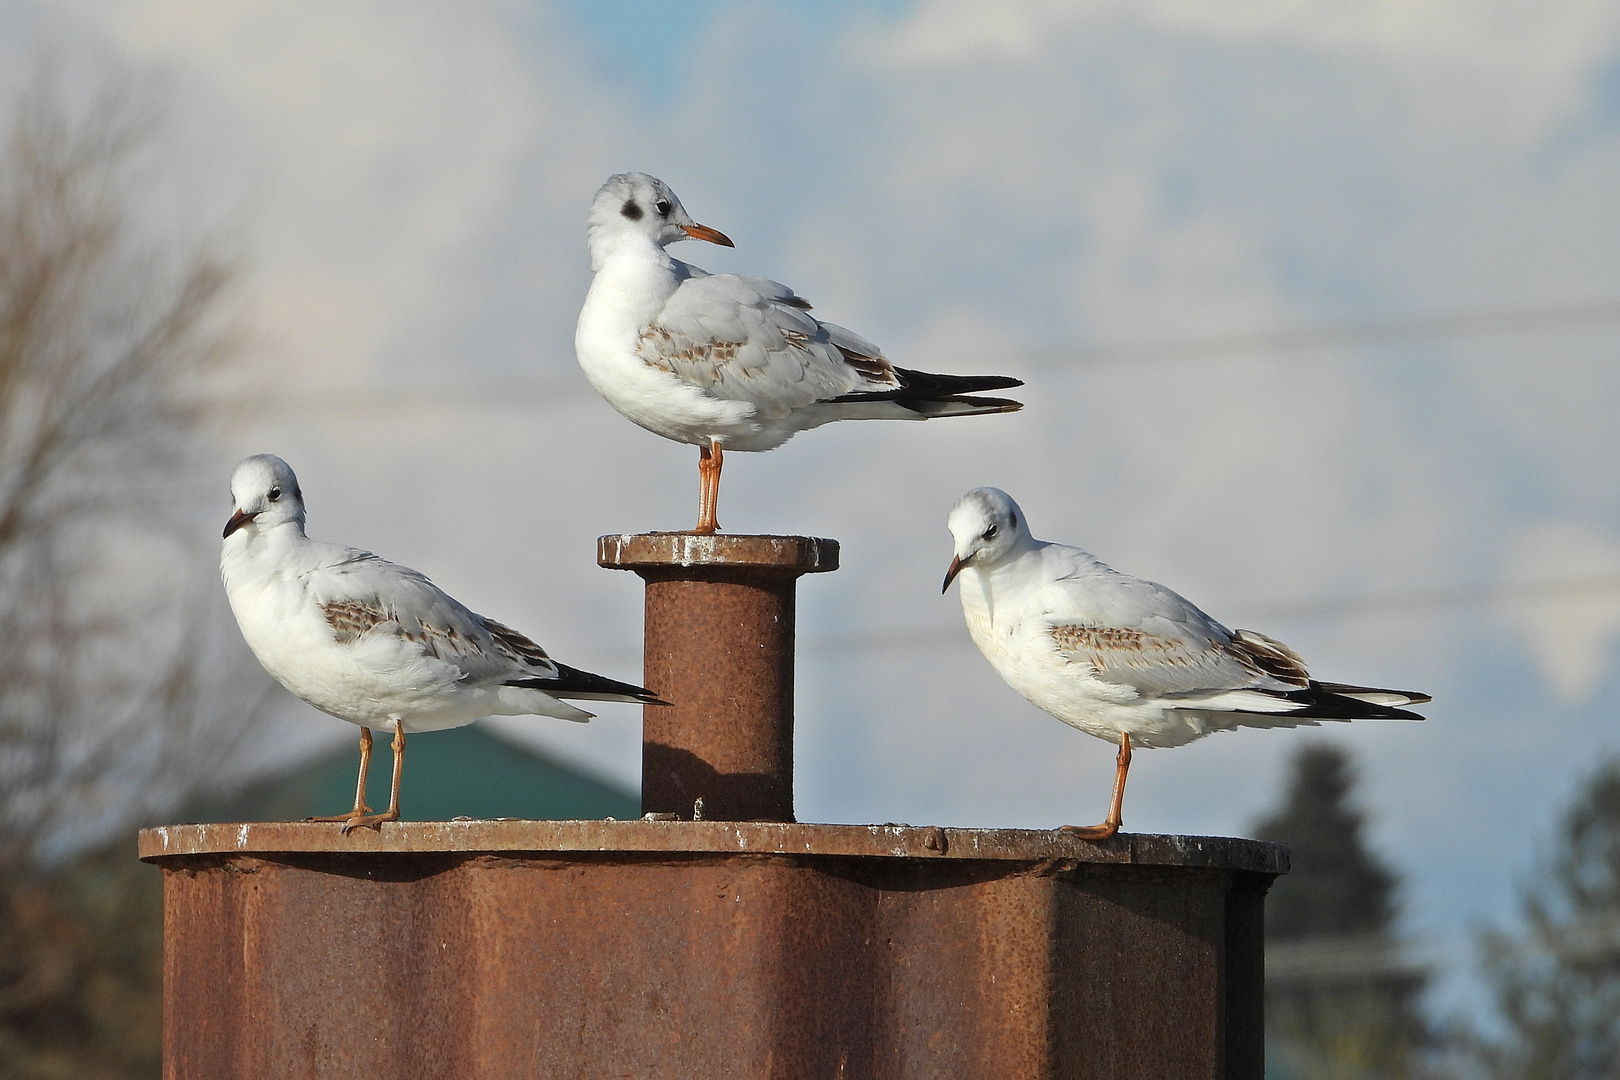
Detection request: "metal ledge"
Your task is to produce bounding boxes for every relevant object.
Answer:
[598,532,839,572]
[138,819,1286,873]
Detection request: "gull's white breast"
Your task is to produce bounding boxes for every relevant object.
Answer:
[222,544,476,731]
[957,561,1221,748]
[575,249,754,447]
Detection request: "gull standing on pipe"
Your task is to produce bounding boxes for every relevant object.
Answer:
[576,173,1024,534]
[942,487,1429,840]
[220,454,665,833]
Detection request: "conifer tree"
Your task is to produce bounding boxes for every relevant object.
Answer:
[1474,758,1620,1080]
[1255,744,1399,940]
[1255,743,1427,1080]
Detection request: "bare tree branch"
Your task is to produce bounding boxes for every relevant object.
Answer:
[0,71,270,866]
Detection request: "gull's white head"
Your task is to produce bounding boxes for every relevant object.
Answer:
[943,487,1033,592]
[586,172,734,267]
[224,454,306,540]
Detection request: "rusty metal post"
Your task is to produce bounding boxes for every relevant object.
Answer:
[598,533,837,822]
[141,822,1285,1080]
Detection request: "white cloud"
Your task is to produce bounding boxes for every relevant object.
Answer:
[43,0,631,390]
[888,0,1620,90]
[1504,519,1620,701]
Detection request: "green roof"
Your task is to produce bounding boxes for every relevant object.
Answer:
[195,723,638,824]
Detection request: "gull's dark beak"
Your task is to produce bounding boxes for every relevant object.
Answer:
[942,554,967,594]
[681,223,734,247]
[223,507,257,539]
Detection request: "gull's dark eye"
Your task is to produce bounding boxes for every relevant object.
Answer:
[268,487,281,502]
[982,524,998,541]
[654,198,671,217]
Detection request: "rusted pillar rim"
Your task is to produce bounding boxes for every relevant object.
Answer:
[598,533,838,577]
[138,821,1287,874]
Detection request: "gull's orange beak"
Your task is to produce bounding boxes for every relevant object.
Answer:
[681,223,734,247]
[942,554,966,594]
[223,507,257,539]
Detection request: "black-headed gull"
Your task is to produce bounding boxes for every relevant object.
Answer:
[943,487,1428,840]
[220,454,663,833]
[576,172,1024,534]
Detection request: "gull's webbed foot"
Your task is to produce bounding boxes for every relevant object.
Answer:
[307,806,372,823]
[340,808,401,835]
[1059,820,1120,841]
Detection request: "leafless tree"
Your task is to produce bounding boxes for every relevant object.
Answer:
[0,73,275,868]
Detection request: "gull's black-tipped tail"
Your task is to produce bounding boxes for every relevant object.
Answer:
[830,367,1024,415]
[1264,681,1430,721]
[505,663,670,706]
[892,368,1024,397]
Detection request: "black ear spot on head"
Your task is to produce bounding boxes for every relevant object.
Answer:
[621,199,643,221]
[1010,512,1017,528]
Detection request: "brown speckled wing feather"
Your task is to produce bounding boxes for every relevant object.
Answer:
[322,599,390,644]
[1046,622,1282,696]
[482,618,554,669]
[322,597,484,667]
[1226,629,1310,688]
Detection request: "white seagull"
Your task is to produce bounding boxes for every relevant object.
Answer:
[576,172,1024,534]
[220,454,663,833]
[943,488,1429,840]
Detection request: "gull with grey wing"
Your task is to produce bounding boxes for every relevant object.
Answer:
[576,172,1024,533]
[220,454,663,833]
[943,487,1428,840]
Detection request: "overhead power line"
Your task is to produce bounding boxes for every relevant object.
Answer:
[243,297,1620,418]
[1026,298,1620,367]
[797,572,1620,656]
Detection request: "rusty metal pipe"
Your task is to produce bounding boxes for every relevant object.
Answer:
[598,533,837,822]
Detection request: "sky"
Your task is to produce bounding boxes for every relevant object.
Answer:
[8,0,1620,1019]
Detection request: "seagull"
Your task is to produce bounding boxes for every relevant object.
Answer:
[220,454,664,833]
[943,487,1429,840]
[576,172,1025,534]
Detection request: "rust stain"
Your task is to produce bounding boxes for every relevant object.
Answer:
[154,837,1280,1079]
[599,532,838,823]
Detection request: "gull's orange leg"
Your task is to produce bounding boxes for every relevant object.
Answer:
[695,439,723,535]
[343,720,405,833]
[695,444,710,533]
[1061,732,1131,841]
[307,727,374,822]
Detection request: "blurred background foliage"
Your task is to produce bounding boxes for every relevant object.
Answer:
[1469,761,1620,1080]
[0,72,267,1078]
[0,72,274,865]
[1259,745,1620,1080]
[1257,745,1431,1079]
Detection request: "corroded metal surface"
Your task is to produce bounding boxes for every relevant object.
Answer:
[598,532,840,572]
[598,532,838,822]
[139,820,1286,873]
[146,826,1283,1080]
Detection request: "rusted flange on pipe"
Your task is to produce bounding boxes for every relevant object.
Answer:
[599,533,838,822]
